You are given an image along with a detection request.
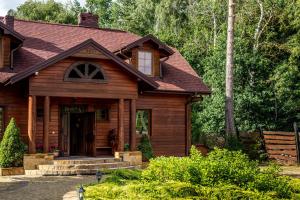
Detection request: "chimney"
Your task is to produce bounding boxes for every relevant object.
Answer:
[78,13,99,28]
[3,15,14,29]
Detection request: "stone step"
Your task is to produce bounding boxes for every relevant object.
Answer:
[40,166,136,176]
[53,158,121,165]
[38,162,130,171]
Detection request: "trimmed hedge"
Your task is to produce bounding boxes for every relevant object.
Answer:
[0,118,25,168]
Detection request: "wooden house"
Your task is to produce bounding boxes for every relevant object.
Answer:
[0,13,210,157]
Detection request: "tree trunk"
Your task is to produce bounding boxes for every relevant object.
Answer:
[225,0,236,137]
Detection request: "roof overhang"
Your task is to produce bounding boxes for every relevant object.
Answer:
[6,39,159,89]
[115,34,174,58]
[0,21,25,43]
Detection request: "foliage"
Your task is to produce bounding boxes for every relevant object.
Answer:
[84,148,300,199]
[0,118,26,168]
[137,134,154,160]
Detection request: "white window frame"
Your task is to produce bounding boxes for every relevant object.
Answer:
[138,51,153,75]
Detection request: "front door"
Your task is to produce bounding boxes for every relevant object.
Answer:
[69,112,95,156]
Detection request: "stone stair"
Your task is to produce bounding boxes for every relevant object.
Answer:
[25,157,134,176]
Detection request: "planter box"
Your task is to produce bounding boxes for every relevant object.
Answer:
[115,151,142,166]
[23,154,54,170]
[0,167,24,176]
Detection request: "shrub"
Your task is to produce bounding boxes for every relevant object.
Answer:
[0,118,25,168]
[137,134,154,160]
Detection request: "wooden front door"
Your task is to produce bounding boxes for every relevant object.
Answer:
[69,112,95,156]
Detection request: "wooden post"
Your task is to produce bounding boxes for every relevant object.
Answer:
[294,122,300,164]
[130,99,136,151]
[185,101,191,155]
[43,96,50,153]
[118,99,124,151]
[28,95,36,154]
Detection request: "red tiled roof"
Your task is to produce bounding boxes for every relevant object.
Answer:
[1,18,210,94]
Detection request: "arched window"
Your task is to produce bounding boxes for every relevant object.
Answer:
[64,62,107,83]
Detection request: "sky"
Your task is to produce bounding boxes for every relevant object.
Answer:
[0,0,86,16]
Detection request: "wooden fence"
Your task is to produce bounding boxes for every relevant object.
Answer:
[263,124,300,164]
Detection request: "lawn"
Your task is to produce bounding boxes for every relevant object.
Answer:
[84,147,300,200]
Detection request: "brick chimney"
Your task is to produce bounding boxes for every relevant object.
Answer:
[3,15,14,29]
[78,13,99,28]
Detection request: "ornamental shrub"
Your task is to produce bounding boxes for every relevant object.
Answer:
[0,118,26,168]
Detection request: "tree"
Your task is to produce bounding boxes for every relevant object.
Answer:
[225,0,236,137]
[0,118,25,168]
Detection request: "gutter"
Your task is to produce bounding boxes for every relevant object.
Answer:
[10,43,22,70]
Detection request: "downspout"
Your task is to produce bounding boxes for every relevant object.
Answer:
[10,43,22,70]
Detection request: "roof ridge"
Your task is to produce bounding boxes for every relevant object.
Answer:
[11,17,128,33]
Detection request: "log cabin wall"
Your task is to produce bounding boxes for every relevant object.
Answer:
[0,83,28,144]
[29,57,138,99]
[136,93,189,156]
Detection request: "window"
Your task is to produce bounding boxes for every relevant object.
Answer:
[138,51,152,75]
[96,108,109,121]
[136,110,151,135]
[64,62,106,83]
[0,107,4,137]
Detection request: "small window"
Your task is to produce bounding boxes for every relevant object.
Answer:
[138,51,152,75]
[64,62,107,83]
[0,107,4,137]
[136,110,151,135]
[96,108,109,121]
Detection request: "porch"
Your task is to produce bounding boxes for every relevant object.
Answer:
[26,96,137,157]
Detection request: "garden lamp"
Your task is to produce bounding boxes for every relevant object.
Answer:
[78,184,85,200]
[96,171,103,183]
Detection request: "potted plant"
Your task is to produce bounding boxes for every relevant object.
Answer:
[0,118,26,176]
[50,146,60,157]
[36,143,43,153]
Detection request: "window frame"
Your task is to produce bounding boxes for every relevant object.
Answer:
[137,51,153,76]
[64,61,108,83]
[136,109,152,136]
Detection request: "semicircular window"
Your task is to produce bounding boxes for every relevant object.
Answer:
[64,62,107,83]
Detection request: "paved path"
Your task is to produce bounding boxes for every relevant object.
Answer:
[0,175,95,200]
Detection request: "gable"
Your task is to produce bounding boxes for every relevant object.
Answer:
[8,39,158,89]
[29,57,138,99]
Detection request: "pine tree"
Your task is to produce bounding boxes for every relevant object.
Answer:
[0,118,25,168]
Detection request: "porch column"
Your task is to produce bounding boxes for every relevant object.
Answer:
[118,98,124,151]
[28,95,36,154]
[130,99,136,151]
[43,96,50,153]
[185,101,192,155]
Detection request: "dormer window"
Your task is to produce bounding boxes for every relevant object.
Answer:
[138,51,152,75]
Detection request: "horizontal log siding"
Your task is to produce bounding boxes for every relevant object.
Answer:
[136,93,188,156]
[0,83,28,144]
[29,58,138,99]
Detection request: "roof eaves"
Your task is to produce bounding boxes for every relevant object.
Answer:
[8,39,158,88]
[116,34,174,55]
[0,21,25,42]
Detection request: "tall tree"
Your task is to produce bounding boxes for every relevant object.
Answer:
[225,0,236,137]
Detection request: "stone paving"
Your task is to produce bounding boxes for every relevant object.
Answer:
[0,175,95,200]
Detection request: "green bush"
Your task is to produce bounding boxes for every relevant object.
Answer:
[84,148,300,199]
[137,134,154,160]
[0,118,26,168]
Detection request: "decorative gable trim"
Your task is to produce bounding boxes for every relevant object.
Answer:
[7,39,159,89]
[116,34,174,57]
[0,21,25,42]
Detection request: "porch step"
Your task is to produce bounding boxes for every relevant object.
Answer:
[39,166,136,176]
[38,162,130,171]
[53,157,121,165]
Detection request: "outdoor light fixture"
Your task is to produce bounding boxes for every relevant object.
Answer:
[78,184,85,200]
[96,171,103,183]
